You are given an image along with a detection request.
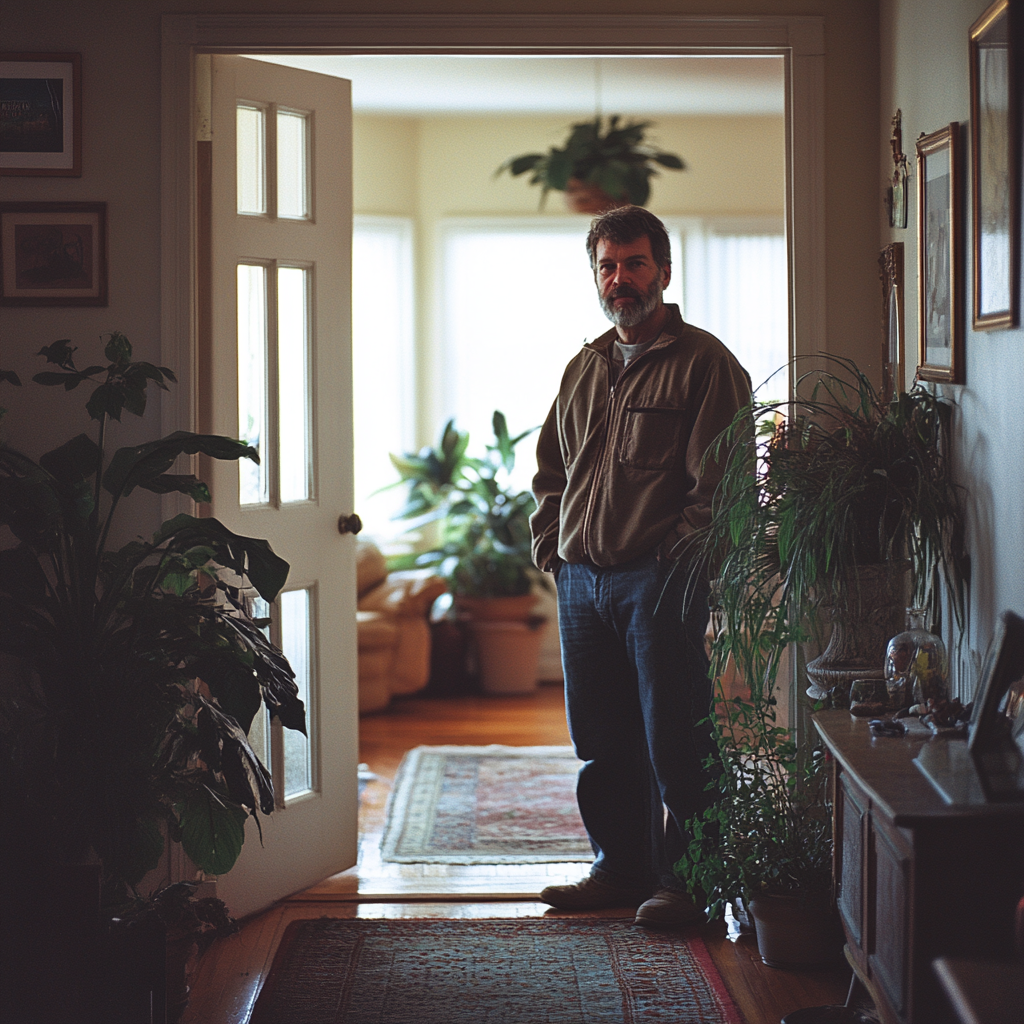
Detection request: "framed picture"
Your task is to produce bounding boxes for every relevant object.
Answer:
[0,202,107,307]
[916,123,963,384]
[0,53,81,176]
[880,242,905,399]
[970,0,1019,330]
[968,610,1024,800]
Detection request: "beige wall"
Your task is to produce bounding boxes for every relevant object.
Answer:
[0,0,879,513]
[881,0,1024,683]
[355,113,786,218]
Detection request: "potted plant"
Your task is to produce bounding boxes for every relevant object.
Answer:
[496,115,685,212]
[674,357,967,966]
[388,412,549,692]
[0,335,305,1019]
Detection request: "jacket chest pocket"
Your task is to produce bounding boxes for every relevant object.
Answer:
[618,406,684,470]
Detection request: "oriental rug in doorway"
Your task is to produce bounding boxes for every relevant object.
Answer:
[249,917,744,1024]
[379,745,593,863]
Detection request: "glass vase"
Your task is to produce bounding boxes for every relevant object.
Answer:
[884,607,949,709]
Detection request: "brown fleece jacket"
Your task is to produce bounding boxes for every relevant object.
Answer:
[530,304,751,574]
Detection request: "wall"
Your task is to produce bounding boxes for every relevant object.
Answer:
[881,0,1024,685]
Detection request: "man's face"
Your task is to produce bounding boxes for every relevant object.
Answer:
[594,235,671,328]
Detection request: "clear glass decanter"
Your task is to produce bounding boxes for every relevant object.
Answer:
[884,607,949,709]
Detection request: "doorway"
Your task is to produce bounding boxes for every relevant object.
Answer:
[163,11,824,912]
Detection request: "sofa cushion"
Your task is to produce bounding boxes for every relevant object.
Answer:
[356,539,389,598]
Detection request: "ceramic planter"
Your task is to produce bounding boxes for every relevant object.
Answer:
[747,893,844,970]
[468,618,546,694]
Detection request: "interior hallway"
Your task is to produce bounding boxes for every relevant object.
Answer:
[184,686,849,1024]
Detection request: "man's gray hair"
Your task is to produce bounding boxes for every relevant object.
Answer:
[585,205,672,271]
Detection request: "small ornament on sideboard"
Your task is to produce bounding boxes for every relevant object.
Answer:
[885,607,949,710]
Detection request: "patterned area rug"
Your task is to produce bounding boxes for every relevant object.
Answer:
[250,918,744,1024]
[379,744,593,863]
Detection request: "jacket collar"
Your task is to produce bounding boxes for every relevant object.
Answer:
[584,303,685,358]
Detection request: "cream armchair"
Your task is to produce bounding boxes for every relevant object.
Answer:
[356,540,447,714]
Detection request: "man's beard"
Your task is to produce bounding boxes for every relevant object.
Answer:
[600,278,663,327]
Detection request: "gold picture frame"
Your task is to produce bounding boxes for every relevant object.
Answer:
[969,0,1019,330]
[916,123,963,384]
[880,242,905,399]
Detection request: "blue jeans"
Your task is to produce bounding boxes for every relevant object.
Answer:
[556,553,715,892]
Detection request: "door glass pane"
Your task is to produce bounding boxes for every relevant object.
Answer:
[280,588,313,800]
[237,104,266,216]
[278,266,310,502]
[237,264,269,505]
[247,596,272,769]
[277,110,309,219]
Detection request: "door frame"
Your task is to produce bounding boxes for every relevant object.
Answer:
[161,11,824,453]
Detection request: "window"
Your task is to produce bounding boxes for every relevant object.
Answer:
[439,219,686,493]
[351,216,416,538]
[439,218,786,493]
[682,219,789,399]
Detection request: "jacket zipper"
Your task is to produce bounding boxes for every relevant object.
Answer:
[578,339,668,559]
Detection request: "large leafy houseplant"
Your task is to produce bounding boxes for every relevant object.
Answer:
[496,115,685,209]
[388,411,541,599]
[0,334,305,896]
[675,357,967,912]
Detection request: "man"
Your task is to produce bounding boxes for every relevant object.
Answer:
[530,205,750,929]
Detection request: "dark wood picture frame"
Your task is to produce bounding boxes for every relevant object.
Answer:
[0,52,81,177]
[880,242,905,399]
[969,0,1020,330]
[0,202,107,307]
[969,610,1024,753]
[916,122,963,384]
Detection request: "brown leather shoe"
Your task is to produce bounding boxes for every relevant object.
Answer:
[539,876,650,910]
[634,887,707,929]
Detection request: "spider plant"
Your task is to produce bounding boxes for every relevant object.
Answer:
[675,356,967,909]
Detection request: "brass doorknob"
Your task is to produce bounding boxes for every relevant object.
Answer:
[337,513,363,535]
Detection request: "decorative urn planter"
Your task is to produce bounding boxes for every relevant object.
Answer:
[804,561,909,707]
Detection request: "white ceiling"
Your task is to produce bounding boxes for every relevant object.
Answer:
[252,55,785,117]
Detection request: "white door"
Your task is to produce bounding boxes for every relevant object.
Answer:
[209,55,357,919]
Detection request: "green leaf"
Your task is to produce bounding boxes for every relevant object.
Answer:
[103,431,256,500]
[86,381,126,421]
[38,433,101,487]
[653,152,685,170]
[179,787,247,876]
[105,330,132,367]
[155,513,290,602]
[37,340,77,369]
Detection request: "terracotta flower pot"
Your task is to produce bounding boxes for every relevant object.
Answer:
[563,178,622,214]
[455,593,538,622]
[468,617,547,694]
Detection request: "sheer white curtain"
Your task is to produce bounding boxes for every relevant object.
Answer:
[682,220,789,399]
[351,216,415,539]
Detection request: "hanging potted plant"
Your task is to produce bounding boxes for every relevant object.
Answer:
[496,115,685,212]
[387,412,550,693]
[0,335,305,1021]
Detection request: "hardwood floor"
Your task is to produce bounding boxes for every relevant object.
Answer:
[183,685,850,1024]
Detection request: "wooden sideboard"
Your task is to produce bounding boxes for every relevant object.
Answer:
[813,711,1024,1024]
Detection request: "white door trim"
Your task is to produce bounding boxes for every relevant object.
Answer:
[161,12,825,443]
